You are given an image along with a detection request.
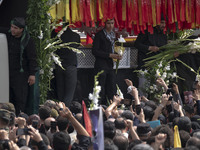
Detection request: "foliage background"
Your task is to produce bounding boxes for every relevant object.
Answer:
[26,0,57,104]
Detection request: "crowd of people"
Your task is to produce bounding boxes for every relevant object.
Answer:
[1,14,200,149]
[0,78,200,150]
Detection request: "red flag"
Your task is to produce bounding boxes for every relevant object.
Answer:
[174,0,181,29]
[147,0,153,34]
[142,0,148,24]
[161,0,167,20]
[191,0,195,28]
[84,0,92,26]
[180,0,185,22]
[126,0,132,29]
[86,34,93,45]
[156,0,161,25]
[168,0,174,24]
[82,100,93,137]
[103,0,109,20]
[196,0,200,26]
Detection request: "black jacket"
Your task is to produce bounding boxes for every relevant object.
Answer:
[6,32,37,75]
[92,30,114,70]
[134,28,167,69]
[0,27,37,75]
[52,28,80,68]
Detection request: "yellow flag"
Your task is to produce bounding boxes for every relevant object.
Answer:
[122,0,126,21]
[71,0,80,23]
[90,0,97,21]
[98,0,103,19]
[49,4,56,20]
[151,0,157,27]
[174,125,182,148]
[57,0,65,20]
[65,0,70,22]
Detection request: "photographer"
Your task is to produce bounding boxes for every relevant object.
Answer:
[57,103,91,150]
[29,126,48,150]
[0,109,10,130]
[0,129,20,150]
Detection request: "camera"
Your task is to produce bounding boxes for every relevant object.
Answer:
[32,120,38,129]
[50,121,57,133]
[17,128,31,136]
[0,140,9,150]
[135,105,141,115]
[166,88,174,95]
[120,99,132,106]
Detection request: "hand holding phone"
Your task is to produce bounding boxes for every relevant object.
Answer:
[121,99,132,106]
[17,128,31,135]
[50,121,57,133]
[135,105,141,115]
[32,120,38,129]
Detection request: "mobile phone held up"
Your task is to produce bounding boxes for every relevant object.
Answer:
[32,120,38,129]
[50,121,57,133]
[120,99,132,106]
[135,105,141,115]
[17,128,31,135]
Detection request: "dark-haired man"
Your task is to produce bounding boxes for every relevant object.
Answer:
[0,17,37,115]
[134,16,167,96]
[92,18,122,105]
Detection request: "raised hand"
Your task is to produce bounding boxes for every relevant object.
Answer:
[155,133,167,145]
[172,83,179,94]
[124,79,133,86]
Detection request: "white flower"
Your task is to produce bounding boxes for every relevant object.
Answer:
[57,31,63,38]
[40,69,44,74]
[95,86,101,94]
[144,69,148,74]
[158,61,162,68]
[196,74,200,81]
[51,53,62,67]
[171,72,177,78]
[188,42,193,46]
[153,84,157,91]
[191,68,195,72]
[89,80,102,109]
[189,49,197,54]
[190,43,199,49]
[162,72,167,79]
[59,22,63,26]
[150,86,154,90]
[118,49,123,56]
[139,70,144,75]
[121,104,125,109]
[156,70,161,77]
[95,81,99,85]
[150,90,154,93]
[117,87,124,99]
[118,35,126,43]
[38,30,43,39]
[166,80,169,84]
[89,93,93,100]
[45,43,52,50]
[165,65,170,71]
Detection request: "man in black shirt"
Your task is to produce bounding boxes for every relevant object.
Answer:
[134,17,167,96]
[92,18,122,105]
[52,26,80,107]
[134,19,167,69]
[1,17,37,115]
